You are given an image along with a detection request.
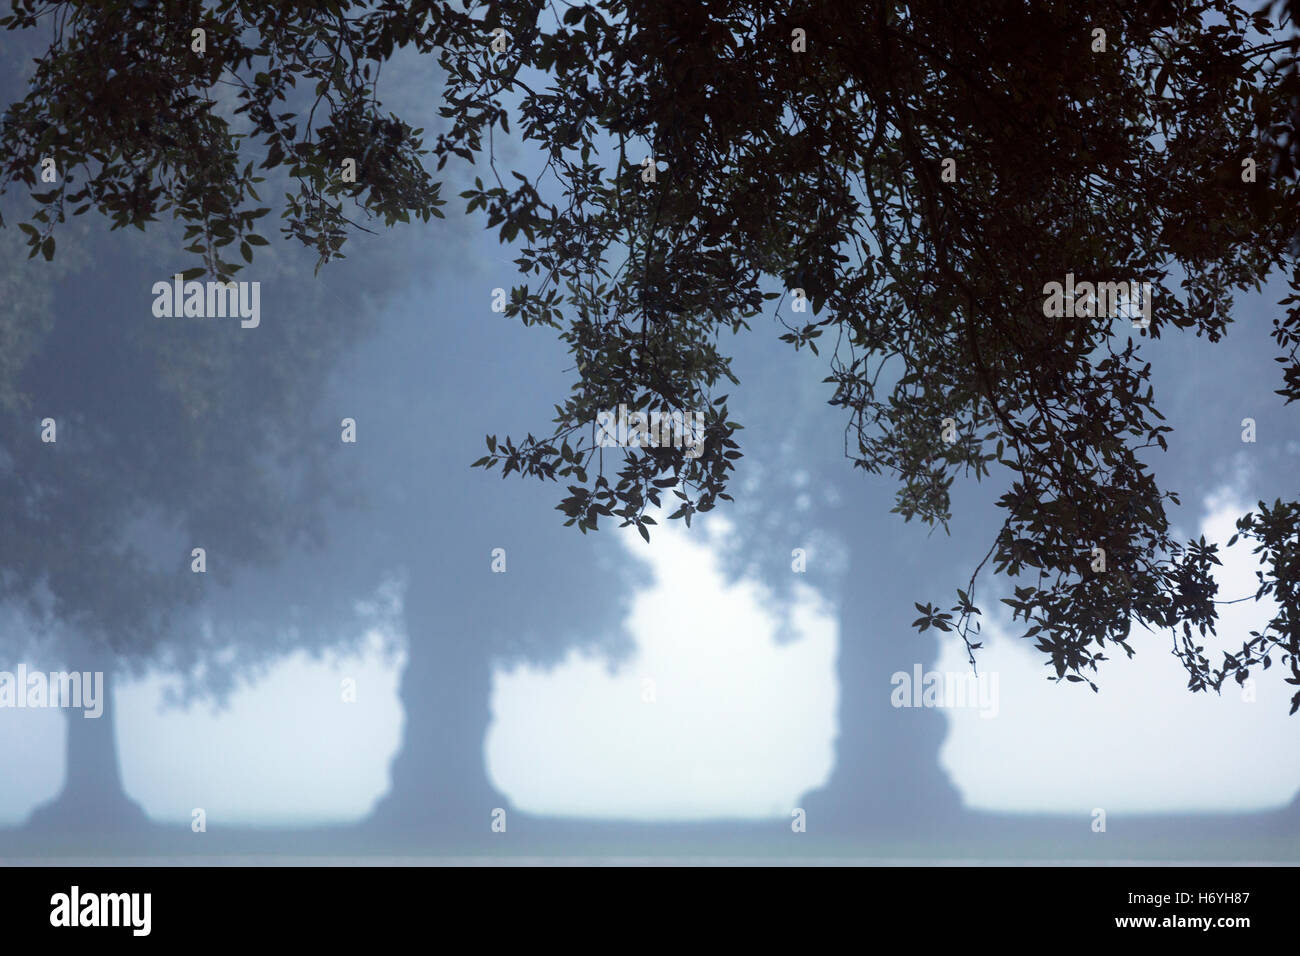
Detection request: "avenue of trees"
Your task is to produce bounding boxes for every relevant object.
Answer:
[1,0,1298,835]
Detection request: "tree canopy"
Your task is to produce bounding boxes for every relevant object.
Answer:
[3,0,1299,711]
[0,8,401,673]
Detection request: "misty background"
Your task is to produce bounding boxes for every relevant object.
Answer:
[1,36,1297,859]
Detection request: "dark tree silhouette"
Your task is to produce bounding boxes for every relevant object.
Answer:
[277,251,636,836]
[0,20,629,841]
[457,0,1300,714]
[703,331,977,829]
[0,200,399,830]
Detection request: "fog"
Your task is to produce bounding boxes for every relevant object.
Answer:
[1,41,1297,864]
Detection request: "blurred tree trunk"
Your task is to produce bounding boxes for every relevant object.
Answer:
[25,642,148,832]
[366,579,503,837]
[802,515,964,831]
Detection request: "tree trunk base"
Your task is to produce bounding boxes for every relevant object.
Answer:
[365,782,505,827]
[24,789,151,834]
[801,761,967,835]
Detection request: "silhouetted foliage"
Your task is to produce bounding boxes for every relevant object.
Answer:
[3,0,1299,712]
